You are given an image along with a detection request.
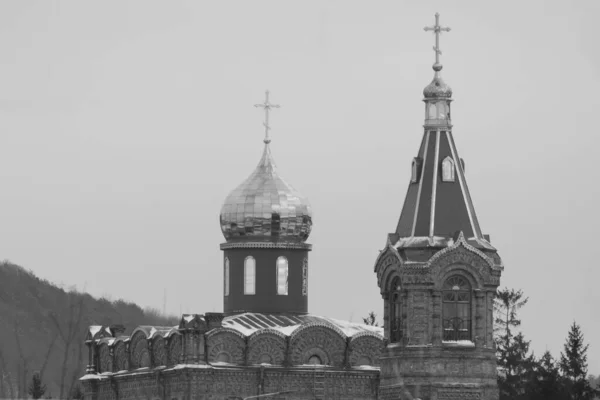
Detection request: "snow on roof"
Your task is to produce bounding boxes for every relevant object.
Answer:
[80,374,108,381]
[221,312,383,338]
[183,314,196,323]
[88,325,102,337]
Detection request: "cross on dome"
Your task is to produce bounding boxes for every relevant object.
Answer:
[254,90,280,144]
[424,12,451,70]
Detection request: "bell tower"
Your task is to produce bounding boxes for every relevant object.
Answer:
[374,14,504,400]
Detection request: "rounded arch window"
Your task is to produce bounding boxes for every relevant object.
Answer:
[244,256,256,295]
[442,275,471,341]
[308,355,322,365]
[276,256,288,295]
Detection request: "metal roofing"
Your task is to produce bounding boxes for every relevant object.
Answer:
[222,312,383,338]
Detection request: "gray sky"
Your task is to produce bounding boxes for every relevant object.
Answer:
[0,0,598,373]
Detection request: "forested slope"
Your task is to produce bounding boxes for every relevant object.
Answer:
[0,261,178,399]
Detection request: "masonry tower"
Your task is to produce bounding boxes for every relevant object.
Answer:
[374,13,504,400]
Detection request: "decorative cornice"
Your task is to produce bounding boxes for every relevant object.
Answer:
[426,231,494,269]
[289,321,348,342]
[220,242,312,250]
[373,236,402,272]
[349,330,384,343]
[205,327,247,340]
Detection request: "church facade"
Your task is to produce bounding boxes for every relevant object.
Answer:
[79,89,384,400]
[80,13,502,400]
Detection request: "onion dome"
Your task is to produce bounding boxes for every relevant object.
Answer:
[219,91,312,243]
[219,143,312,242]
[423,63,452,99]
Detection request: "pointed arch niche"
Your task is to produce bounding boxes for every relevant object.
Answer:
[411,158,422,183]
[441,156,455,182]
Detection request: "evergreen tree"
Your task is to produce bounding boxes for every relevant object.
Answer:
[27,372,46,400]
[525,351,570,400]
[494,288,532,399]
[559,322,599,400]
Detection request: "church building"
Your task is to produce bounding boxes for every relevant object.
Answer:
[81,13,502,400]
[374,13,503,400]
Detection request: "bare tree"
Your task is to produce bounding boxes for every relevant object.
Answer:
[38,332,59,383]
[50,291,85,400]
[14,316,32,398]
[0,348,15,400]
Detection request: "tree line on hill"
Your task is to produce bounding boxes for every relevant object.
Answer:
[0,261,179,400]
[363,288,599,400]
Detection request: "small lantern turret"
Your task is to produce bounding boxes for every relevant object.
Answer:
[423,12,453,129]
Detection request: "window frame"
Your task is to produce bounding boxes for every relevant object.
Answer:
[442,275,472,342]
[276,256,289,295]
[244,256,256,295]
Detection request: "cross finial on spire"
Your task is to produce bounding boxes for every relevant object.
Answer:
[424,12,451,69]
[254,90,280,144]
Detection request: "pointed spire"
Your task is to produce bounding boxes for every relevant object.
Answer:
[392,15,493,250]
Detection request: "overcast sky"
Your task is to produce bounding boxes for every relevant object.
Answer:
[0,0,598,373]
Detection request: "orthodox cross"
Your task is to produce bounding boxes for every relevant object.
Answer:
[254,90,280,144]
[424,12,451,65]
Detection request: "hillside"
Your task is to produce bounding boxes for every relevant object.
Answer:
[0,261,179,399]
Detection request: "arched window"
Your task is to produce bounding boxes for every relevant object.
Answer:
[389,278,402,343]
[276,256,288,295]
[224,257,230,296]
[244,256,256,295]
[441,156,455,182]
[442,276,471,341]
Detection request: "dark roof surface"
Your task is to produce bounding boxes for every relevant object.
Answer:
[395,129,492,250]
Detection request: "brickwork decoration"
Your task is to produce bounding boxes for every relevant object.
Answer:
[247,329,287,365]
[113,340,128,372]
[98,342,112,373]
[289,323,346,366]
[206,328,246,364]
[349,332,382,366]
[167,333,182,366]
[128,330,150,369]
[151,336,167,367]
[437,388,482,399]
